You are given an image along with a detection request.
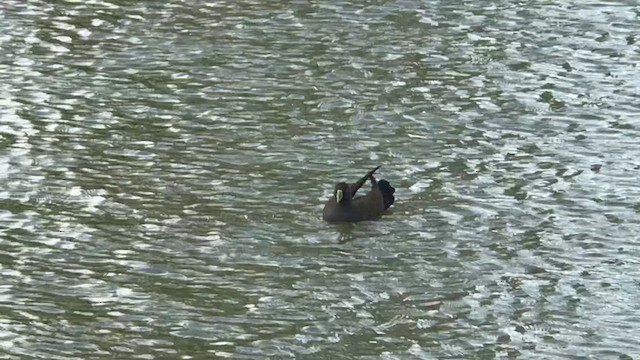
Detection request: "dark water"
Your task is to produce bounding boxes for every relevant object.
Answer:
[1,0,639,358]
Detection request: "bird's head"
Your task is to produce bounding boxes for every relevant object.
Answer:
[334,182,350,204]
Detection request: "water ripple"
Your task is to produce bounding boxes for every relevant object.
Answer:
[0,0,639,358]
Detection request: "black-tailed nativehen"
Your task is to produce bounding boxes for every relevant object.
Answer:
[323,166,395,223]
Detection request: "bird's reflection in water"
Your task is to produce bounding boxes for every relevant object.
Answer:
[335,223,357,244]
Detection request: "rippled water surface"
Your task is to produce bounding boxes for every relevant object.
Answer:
[1,0,639,358]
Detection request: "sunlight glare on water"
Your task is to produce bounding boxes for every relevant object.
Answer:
[0,0,639,358]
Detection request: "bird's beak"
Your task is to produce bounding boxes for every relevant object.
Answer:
[336,189,343,203]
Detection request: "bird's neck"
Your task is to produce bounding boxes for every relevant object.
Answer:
[337,199,351,206]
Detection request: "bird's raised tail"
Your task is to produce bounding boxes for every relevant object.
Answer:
[378,179,395,210]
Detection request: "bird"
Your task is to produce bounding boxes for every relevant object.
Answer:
[323,166,395,223]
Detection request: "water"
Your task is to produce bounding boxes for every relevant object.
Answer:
[1,0,639,358]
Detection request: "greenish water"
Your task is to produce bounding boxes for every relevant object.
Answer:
[1,0,639,359]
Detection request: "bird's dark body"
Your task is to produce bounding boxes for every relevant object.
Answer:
[322,166,395,223]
